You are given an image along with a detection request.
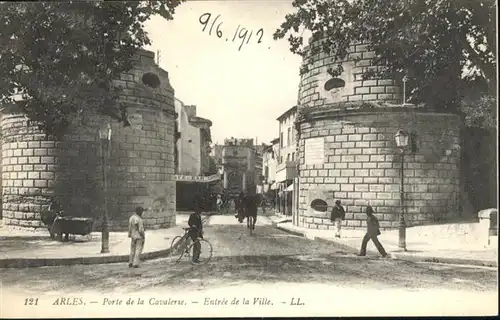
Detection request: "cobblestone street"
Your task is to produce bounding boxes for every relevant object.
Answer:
[1,215,497,316]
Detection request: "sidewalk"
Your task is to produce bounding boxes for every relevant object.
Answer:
[268,215,498,267]
[0,213,204,268]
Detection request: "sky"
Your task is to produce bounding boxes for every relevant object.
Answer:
[144,0,303,146]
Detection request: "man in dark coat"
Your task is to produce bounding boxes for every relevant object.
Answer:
[330,200,346,238]
[188,205,204,263]
[358,205,388,257]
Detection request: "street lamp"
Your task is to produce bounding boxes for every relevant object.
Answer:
[395,129,409,251]
[99,124,112,254]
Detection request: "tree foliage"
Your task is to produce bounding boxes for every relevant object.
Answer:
[274,0,496,110]
[0,1,182,137]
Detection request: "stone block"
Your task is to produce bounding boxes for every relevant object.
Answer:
[369,169,384,176]
[362,94,378,100]
[362,192,377,200]
[377,192,392,199]
[348,162,362,169]
[28,141,41,148]
[335,135,348,142]
[377,162,393,169]
[378,79,395,86]
[341,155,355,162]
[355,169,369,177]
[385,169,400,177]
[22,149,34,156]
[341,169,354,177]
[341,184,354,192]
[370,155,385,162]
[335,162,348,169]
[28,157,40,164]
[23,180,34,187]
[356,141,370,148]
[355,155,370,162]
[347,148,362,155]
[378,93,394,100]
[369,185,384,192]
[341,142,356,148]
[28,172,40,179]
[336,177,348,184]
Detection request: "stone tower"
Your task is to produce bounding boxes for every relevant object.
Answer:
[296,40,462,230]
[0,49,177,231]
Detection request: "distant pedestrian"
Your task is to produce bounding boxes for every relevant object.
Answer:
[330,200,346,238]
[358,205,388,258]
[128,206,146,268]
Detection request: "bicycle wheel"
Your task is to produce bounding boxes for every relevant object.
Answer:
[169,236,183,258]
[188,239,213,265]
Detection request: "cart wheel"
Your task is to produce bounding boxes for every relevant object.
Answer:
[87,233,93,241]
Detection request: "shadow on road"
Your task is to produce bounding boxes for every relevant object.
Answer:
[0,253,495,294]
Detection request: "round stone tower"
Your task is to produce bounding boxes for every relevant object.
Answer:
[296,40,462,230]
[0,49,177,231]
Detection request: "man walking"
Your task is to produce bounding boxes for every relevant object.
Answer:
[330,200,346,238]
[358,205,388,257]
[128,206,146,268]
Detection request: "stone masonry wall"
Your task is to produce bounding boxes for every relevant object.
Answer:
[298,42,403,108]
[298,108,462,230]
[296,38,463,230]
[1,50,177,231]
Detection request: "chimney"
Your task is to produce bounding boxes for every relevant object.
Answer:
[185,105,197,118]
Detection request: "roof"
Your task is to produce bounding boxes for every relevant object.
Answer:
[270,137,280,144]
[276,105,298,121]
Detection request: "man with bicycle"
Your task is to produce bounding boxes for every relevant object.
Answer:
[188,206,204,264]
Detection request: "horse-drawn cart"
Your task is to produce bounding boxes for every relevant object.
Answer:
[50,216,94,242]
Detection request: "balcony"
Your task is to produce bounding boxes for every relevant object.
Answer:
[276,161,297,182]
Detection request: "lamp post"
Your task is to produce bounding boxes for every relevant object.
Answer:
[395,129,409,251]
[99,124,112,254]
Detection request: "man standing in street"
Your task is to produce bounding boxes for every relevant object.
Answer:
[188,205,204,264]
[358,205,388,258]
[128,206,146,268]
[330,200,346,238]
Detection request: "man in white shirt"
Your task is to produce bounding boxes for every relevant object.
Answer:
[128,206,145,268]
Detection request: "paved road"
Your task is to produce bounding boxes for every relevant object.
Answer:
[1,214,497,317]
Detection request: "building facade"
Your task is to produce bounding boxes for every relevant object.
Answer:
[262,138,279,200]
[173,99,218,211]
[276,106,298,216]
[295,39,462,230]
[221,138,257,196]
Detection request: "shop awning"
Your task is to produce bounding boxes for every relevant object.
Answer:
[175,174,221,183]
[285,183,294,192]
[270,182,278,190]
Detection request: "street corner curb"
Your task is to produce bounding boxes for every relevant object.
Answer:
[389,252,498,268]
[0,235,185,269]
[274,225,305,238]
[314,236,359,254]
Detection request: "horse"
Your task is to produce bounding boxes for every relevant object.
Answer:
[40,199,70,241]
[237,194,258,230]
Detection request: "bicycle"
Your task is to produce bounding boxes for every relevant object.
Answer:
[169,227,213,265]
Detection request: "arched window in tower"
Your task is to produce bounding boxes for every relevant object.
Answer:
[324,78,346,102]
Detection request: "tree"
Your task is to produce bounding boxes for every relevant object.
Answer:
[274,0,496,110]
[0,1,182,137]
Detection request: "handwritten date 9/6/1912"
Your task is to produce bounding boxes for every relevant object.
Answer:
[199,12,264,51]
